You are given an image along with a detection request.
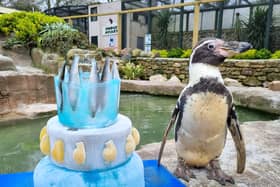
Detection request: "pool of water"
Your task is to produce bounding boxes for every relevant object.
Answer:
[0,93,278,173]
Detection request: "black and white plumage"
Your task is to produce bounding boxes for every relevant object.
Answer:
[158,38,251,185]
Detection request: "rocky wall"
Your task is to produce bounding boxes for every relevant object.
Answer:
[0,72,55,115]
[129,58,280,86]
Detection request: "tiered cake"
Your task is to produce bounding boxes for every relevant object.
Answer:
[33,55,145,187]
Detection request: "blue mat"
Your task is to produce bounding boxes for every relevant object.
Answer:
[0,160,185,187]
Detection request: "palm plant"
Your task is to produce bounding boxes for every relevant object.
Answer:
[242,7,270,49]
[156,10,171,49]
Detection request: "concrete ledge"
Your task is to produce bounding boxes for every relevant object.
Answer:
[137,120,280,187]
[121,80,280,115]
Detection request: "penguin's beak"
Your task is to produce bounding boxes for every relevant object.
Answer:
[219,41,253,58]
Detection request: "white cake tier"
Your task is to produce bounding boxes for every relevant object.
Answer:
[39,114,140,171]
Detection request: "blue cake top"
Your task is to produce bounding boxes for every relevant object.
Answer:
[54,55,121,129]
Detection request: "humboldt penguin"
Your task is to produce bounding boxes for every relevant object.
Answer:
[158,38,251,185]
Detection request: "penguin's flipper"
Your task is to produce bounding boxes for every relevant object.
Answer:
[227,105,246,173]
[157,106,180,166]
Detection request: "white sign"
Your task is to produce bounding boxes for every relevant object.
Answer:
[145,33,152,52]
[145,34,151,45]
[102,24,118,35]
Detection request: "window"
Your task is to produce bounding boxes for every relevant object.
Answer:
[137,37,144,50]
[91,36,98,46]
[90,7,97,22]
[132,13,138,22]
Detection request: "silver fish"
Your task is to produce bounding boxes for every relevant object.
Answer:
[68,55,80,111]
[111,60,120,80]
[99,57,112,112]
[57,62,67,111]
[101,57,112,81]
[89,58,100,117]
[64,65,70,83]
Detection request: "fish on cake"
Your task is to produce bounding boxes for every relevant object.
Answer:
[158,38,251,185]
[88,58,100,117]
[68,55,80,111]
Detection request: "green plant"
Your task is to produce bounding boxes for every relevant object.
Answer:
[255,48,271,59]
[232,49,257,59]
[152,49,168,58]
[242,7,270,49]
[2,38,25,49]
[167,48,183,58]
[120,63,144,80]
[181,49,192,58]
[0,11,63,47]
[38,23,89,55]
[271,50,280,59]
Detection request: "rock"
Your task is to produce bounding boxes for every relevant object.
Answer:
[228,86,280,115]
[15,103,57,118]
[268,81,280,91]
[167,75,181,84]
[121,80,184,96]
[243,77,262,86]
[224,78,243,87]
[67,48,103,62]
[132,48,142,57]
[137,120,280,187]
[149,74,167,82]
[0,71,55,115]
[0,54,16,71]
[31,48,44,67]
[234,61,250,67]
[41,53,64,73]
[267,73,280,81]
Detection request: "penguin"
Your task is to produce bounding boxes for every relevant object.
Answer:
[158,38,251,185]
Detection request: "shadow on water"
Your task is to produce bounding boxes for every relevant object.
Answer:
[0,93,278,173]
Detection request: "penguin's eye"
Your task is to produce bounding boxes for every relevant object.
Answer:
[208,44,215,50]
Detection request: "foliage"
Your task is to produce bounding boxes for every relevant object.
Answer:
[0,11,64,48]
[120,62,144,80]
[152,49,168,58]
[180,49,192,58]
[255,48,271,59]
[270,50,280,59]
[38,23,89,55]
[156,10,171,49]
[232,49,257,59]
[2,38,24,49]
[242,7,270,49]
[167,48,184,58]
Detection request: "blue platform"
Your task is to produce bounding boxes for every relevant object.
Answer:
[0,160,185,187]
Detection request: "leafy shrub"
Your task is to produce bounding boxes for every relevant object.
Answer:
[120,63,144,80]
[152,49,168,58]
[255,48,271,59]
[167,48,184,58]
[271,50,280,59]
[2,38,25,49]
[181,49,192,58]
[232,49,257,59]
[0,11,64,47]
[38,23,89,55]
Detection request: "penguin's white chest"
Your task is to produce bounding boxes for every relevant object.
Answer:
[176,92,228,166]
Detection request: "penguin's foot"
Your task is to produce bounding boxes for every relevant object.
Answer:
[207,159,235,185]
[174,157,196,181]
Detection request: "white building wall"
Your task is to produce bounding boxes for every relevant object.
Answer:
[126,14,148,49]
[88,1,148,49]
[88,1,121,49]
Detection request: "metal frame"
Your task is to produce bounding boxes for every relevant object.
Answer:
[62,0,223,49]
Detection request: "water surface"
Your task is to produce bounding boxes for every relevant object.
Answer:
[0,93,278,173]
